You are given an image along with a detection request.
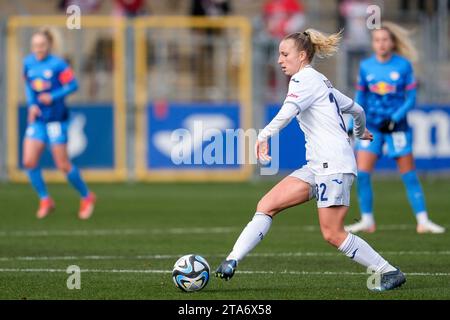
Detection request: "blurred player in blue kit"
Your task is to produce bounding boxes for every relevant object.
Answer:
[345,22,444,234]
[22,28,96,219]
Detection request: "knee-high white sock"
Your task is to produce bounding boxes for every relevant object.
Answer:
[338,233,396,273]
[226,212,272,263]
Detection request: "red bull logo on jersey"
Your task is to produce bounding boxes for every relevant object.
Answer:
[369,81,396,95]
[31,78,51,92]
[43,69,53,79]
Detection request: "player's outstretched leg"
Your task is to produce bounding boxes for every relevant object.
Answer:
[52,144,96,220]
[372,268,406,292]
[36,197,56,219]
[215,259,238,281]
[216,176,312,281]
[23,139,54,218]
[215,212,272,280]
[338,232,406,291]
[320,206,406,291]
[66,166,96,219]
[79,191,96,220]
[26,167,55,219]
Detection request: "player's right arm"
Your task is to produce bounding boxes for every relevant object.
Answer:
[255,102,298,161]
[23,61,41,123]
[23,63,38,107]
[256,75,314,160]
[257,76,314,142]
[256,103,299,143]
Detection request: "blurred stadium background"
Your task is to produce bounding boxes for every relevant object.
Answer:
[0,0,449,300]
[0,0,449,182]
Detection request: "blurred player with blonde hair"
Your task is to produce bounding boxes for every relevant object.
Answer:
[345,22,445,234]
[23,28,96,219]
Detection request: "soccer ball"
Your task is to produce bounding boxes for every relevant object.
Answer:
[172,254,210,292]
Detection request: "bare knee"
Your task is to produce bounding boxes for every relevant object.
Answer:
[256,198,279,217]
[23,158,38,170]
[55,160,72,173]
[321,228,346,248]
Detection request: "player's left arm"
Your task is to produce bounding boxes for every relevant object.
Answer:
[355,63,368,108]
[390,62,416,123]
[49,60,79,101]
[255,103,299,161]
[333,88,368,139]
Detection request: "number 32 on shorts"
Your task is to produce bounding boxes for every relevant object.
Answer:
[315,183,328,202]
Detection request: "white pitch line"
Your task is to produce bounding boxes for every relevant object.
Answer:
[0,268,171,274]
[0,224,446,237]
[0,268,449,276]
[0,227,237,237]
[1,251,450,262]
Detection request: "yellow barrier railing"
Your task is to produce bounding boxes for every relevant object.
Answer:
[7,16,253,182]
[134,16,253,182]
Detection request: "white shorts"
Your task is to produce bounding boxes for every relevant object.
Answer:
[289,165,355,208]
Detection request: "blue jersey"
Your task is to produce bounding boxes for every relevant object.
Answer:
[23,53,78,122]
[355,54,416,132]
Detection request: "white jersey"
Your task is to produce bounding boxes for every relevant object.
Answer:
[258,66,367,176]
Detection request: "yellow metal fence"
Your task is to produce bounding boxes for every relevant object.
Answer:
[6,16,252,182]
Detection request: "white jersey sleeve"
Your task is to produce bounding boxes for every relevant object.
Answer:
[332,88,366,139]
[283,75,316,112]
[257,103,299,142]
[257,74,316,142]
[332,88,354,111]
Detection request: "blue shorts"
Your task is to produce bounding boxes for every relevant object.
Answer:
[25,121,68,145]
[355,129,412,158]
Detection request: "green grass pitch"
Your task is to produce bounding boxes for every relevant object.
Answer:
[0,178,449,299]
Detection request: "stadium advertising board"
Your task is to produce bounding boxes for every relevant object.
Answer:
[266,104,450,172]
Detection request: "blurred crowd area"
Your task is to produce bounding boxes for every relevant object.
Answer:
[0,0,449,106]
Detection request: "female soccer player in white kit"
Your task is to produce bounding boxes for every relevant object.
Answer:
[215,29,406,291]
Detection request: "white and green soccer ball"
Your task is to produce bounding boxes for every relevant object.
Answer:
[172,254,210,292]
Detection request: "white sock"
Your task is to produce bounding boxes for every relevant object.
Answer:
[416,211,429,225]
[338,233,396,273]
[226,212,272,263]
[361,213,374,225]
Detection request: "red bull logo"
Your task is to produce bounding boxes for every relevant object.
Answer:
[31,78,51,92]
[369,81,396,95]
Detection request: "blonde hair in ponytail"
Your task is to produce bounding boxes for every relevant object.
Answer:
[284,29,342,62]
[304,28,342,59]
[378,21,418,62]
